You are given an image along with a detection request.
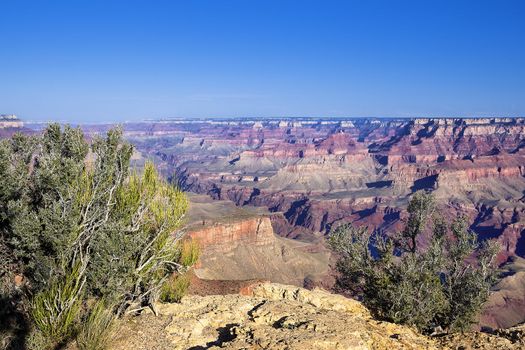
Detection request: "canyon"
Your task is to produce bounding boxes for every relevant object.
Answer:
[120,116,525,330]
[119,117,525,259]
[16,116,525,329]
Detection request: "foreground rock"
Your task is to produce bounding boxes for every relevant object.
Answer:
[111,283,437,349]
[110,283,525,350]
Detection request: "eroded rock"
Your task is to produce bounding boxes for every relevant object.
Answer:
[111,283,437,350]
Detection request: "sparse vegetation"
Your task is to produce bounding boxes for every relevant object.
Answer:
[31,263,83,343]
[160,272,191,303]
[76,300,115,350]
[160,240,199,303]
[329,191,499,333]
[179,239,201,267]
[0,124,196,349]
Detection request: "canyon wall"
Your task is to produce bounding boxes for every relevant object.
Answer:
[183,195,331,286]
[187,216,275,253]
[68,117,525,266]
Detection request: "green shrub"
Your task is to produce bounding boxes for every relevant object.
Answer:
[76,300,115,350]
[329,191,499,333]
[0,124,197,345]
[160,273,191,303]
[179,240,200,267]
[31,264,83,343]
[26,328,52,350]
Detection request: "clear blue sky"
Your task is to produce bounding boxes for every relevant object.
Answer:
[1,0,524,122]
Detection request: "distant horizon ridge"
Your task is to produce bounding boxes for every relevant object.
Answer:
[14,115,525,124]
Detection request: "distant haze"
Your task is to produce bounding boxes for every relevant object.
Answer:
[1,0,524,122]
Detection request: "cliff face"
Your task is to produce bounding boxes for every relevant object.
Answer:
[187,217,274,253]
[184,196,331,286]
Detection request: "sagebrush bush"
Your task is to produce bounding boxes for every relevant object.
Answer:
[0,124,195,347]
[329,191,499,333]
[31,264,83,343]
[159,240,199,303]
[179,239,200,267]
[25,328,52,350]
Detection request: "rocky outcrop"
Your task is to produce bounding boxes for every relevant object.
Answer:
[184,196,331,286]
[110,283,525,350]
[110,283,438,350]
[187,217,275,253]
[187,218,330,285]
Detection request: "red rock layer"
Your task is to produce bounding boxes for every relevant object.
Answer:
[187,217,275,253]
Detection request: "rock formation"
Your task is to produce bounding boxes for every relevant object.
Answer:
[184,194,331,286]
[110,283,525,350]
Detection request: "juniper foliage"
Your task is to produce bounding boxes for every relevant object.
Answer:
[0,125,193,347]
[329,191,499,333]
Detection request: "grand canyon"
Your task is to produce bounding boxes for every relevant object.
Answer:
[122,116,525,256]
[6,115,525,331]
[119,116,525,330]
[4,1,525,347]
[4,115,525,349]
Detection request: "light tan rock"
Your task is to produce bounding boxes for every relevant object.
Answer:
[111,283,438,350]
[110,283,525,350]
[250,283,370,317]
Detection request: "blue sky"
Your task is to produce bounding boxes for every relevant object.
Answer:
[1,0,524,122]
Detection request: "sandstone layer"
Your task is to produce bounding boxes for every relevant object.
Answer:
[185,194,331,286]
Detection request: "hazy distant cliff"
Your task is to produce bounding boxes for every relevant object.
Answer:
[0,114,23,128]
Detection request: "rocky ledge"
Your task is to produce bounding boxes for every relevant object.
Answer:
[109,283,524,350]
